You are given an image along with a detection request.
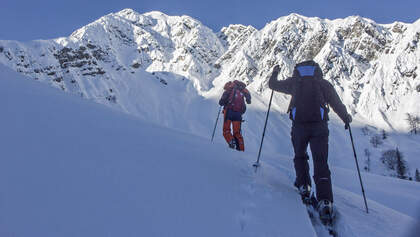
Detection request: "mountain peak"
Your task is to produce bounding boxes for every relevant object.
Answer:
[286,13,309,20]
[116,8,139,16]
[143,10,170,19]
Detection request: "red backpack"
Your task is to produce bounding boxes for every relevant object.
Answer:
[227,81,247,114]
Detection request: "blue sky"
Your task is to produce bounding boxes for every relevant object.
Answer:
[1,0,419,41]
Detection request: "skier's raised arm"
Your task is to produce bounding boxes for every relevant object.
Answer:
[268,65,294,95]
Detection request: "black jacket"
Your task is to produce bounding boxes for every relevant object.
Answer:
[268,68,349,124]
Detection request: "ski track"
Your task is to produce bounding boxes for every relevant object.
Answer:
[231,155,318,237]
[260,158,342,237]
[261,154,420,237]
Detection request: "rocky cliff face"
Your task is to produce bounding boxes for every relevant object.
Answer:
[0,9,419,131]
[213,14,420,130]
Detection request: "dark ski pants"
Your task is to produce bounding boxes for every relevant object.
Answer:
[291,122,333,202]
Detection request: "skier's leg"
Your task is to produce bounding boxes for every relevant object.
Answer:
[222,109,235,147]
[309,123,333,202]
[223,120,234,144]
[232,121,244,151]
[291,124,311,188]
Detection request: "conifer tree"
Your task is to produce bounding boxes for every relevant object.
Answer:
[381,129,387,139]
[370,135,382,148]
[415,169,420,182]
[395,148,407,179]
[364,148,371,172]
[406,113,419,135]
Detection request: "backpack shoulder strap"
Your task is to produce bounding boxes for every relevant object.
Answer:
[316,80,329,109]
[227,88,236,105]
[287,78,302,113]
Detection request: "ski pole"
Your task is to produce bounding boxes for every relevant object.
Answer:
[253,90,274,172]
[348,124,369,213]
[211,106,222,143]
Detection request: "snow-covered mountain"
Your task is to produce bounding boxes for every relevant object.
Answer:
[1,10,420,236]
[216,14,420,131]
[0,9,419,176]
[1,9,419,130]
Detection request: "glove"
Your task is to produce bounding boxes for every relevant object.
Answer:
[344,114,352,130]
[273,65,280,73]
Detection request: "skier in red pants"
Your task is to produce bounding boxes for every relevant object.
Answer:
[219,80,251,151]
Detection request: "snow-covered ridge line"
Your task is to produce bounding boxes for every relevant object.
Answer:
[0,8,419,133]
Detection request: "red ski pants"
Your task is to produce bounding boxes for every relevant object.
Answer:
[222,109,245,151]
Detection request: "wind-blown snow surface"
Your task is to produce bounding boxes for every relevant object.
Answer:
[1,63,419,236]
[0,64,315,236]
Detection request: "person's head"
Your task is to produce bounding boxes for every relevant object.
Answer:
[233,80,246,90]
[292,60,323,79]
[223,81,234,90]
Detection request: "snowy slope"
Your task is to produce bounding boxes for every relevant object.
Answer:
[0,64,316,236]
[0,9,420,234]
[1,64,419,236]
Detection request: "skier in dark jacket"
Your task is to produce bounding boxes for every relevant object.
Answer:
[268,60,352,222]
[219,80,251,151]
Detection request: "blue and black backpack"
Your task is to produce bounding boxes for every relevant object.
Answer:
[288,61,329,123]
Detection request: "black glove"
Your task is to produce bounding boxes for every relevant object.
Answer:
[273,65,280,73]
[344,114,352,130]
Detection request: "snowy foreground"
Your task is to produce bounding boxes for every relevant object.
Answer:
[0,67,419,236]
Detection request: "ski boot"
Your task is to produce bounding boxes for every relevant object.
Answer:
[298,184,312,204]
[228,139,236,149]
[318,199,335,225]
[234,137,241,151]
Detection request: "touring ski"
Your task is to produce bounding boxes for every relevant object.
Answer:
[299,191,338,236]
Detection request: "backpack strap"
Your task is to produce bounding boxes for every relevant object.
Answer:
[287,77,302,113]
[317,80,330,120]
[227,88,236,107]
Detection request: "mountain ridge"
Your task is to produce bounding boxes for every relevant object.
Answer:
[0,8,419,132]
